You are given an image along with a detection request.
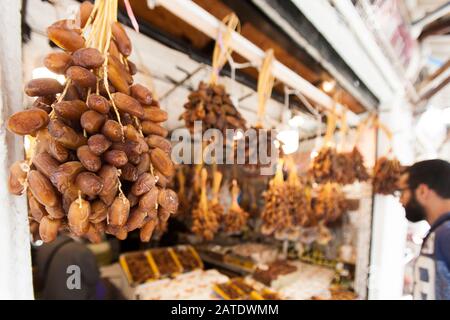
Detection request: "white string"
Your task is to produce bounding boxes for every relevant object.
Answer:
[283,87,323,153]
[295,90,323,153]
[225,51,256,109]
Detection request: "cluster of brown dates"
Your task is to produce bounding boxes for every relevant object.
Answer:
[261,165,315,235]
[310,147,369,185]
[222,180,249,234]
[7,2,177,243]
[181,82,247,134]
[372,157,403,195]
[313,182,348,225]
[260,164,291,235]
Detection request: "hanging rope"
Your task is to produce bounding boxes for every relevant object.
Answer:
[372,115,394,157]
[338,107,349,152]
[294,89,323,154]
[256,49,275,128]
[354,113,375,149]
[323,107,337,147]
[209,13,240,85]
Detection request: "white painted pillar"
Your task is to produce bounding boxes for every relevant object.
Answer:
[368,95,414,299]
[0,0,34,299]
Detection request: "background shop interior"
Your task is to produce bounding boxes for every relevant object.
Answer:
[0,0,449,300]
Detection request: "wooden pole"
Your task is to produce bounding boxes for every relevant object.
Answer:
[0,0,34,299]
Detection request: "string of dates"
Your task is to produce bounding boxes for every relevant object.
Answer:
[209,167,225,225]
[223,179,249,234]
[181,13,247,136]
[7,0,178,243]
[370,116,404,195]
[310,108,369,185]
[243,49,276,175]
[261,158,316,236]
[260,160,291,235]
[373,157,403,195]
[285,161,314,228]
[313,182,348,225]
[191,168,219,241]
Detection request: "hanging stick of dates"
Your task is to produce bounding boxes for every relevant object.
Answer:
[180,14,246,136]
[244,49,276,174]
[191,168,219,240]
[261,159,290,235]
[285,159,312,228]
[7,0,177,243]
[371,116,403,195]
[313,182,347,225]
[223,180,249,234]
[209,168,224,223]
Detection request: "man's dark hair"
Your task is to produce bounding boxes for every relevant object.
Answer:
[407,159,450,198]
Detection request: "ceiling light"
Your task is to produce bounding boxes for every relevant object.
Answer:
[321,80,336,93]
[276,129,299,155]
[288,115,304,128]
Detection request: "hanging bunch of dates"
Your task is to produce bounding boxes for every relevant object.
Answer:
[261,160,317,237]
[313,183,347,225]
[260,161,291,235]
[181,13,246,138]
[347,147,370,182]
[309,109,369,185]
[191,168,220,241]
[243,49,277,176]
[181,82,247,135]
[7,0,178,244]
[309,146,339,183]
[331,147,370,185]
[310,143,369,185]
[372,157,403,195]
[285,168,314,228]
[223,180,249,234]
[370,115,404,195]
[208,169,225,225]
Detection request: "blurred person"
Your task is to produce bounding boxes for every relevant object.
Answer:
[398,159,450,300]
[34,233,124,300]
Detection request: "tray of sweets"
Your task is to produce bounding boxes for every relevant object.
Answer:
[213,282,245,300]
[148,248,183,278]
[119,251,159,286]
[172,245,203,272]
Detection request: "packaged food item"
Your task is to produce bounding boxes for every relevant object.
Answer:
[148,248,182,278]
[119,251,159,286]
[172,245,204,272]
[252,260,298,287]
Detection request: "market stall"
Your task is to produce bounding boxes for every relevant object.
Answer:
[2,0,446,301]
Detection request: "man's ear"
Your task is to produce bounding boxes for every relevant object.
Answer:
[415,184,430,202]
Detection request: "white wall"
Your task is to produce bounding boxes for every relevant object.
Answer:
[0,0,33,300]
